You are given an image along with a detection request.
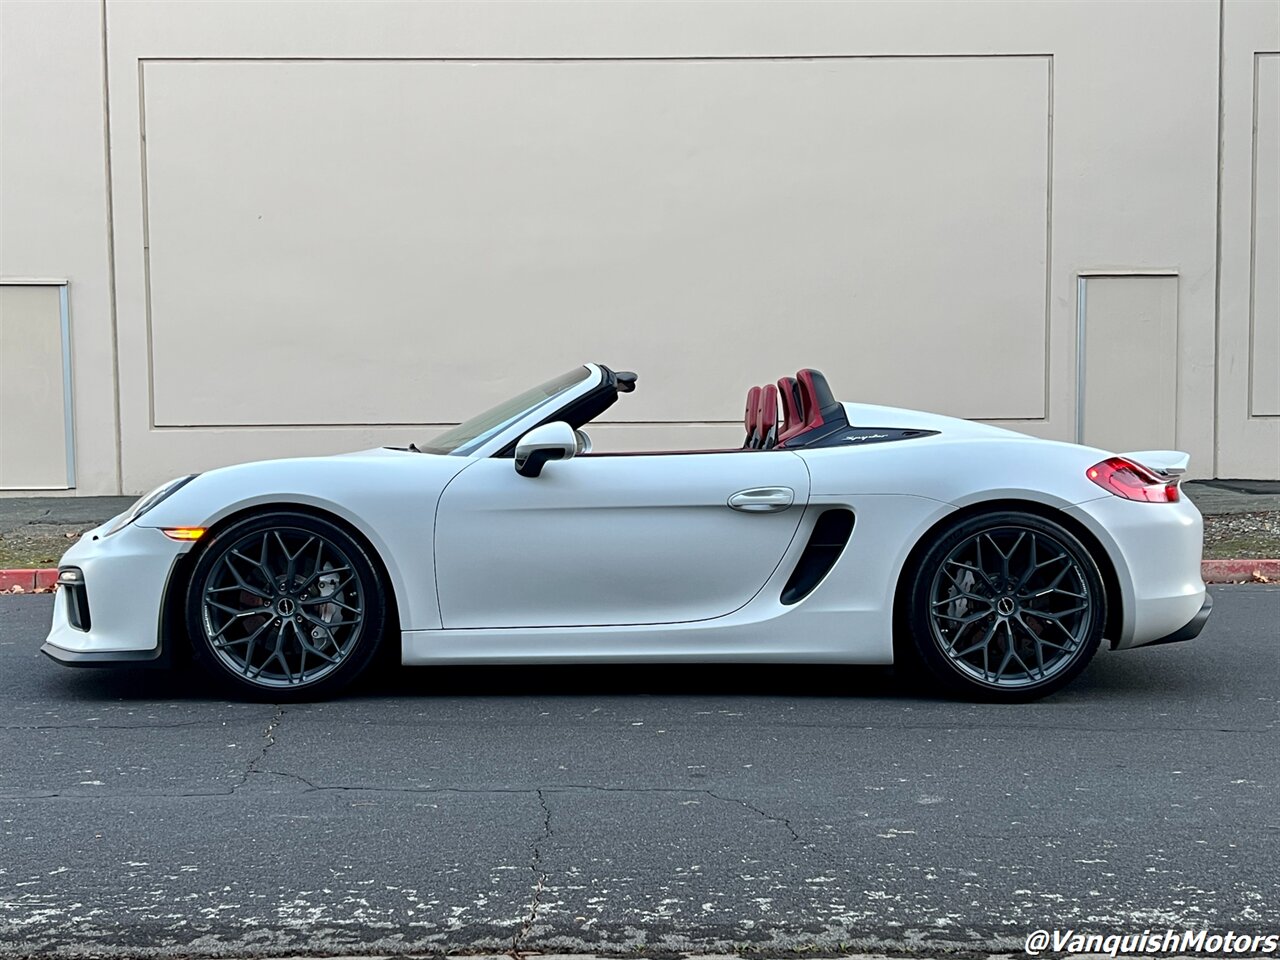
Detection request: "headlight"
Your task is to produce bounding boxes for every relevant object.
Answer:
[101,474,199,537]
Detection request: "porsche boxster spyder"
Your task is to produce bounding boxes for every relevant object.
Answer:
[43,364,1211,701]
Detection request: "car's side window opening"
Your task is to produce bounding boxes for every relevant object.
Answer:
[447,363,933,461]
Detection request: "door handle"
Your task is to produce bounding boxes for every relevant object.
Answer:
[728,486,795,512]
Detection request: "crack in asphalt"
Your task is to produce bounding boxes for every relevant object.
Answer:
[0,720,238,731]
[251,775,805,845]
[706,790,801,842]
[737,721,1277,734]
[512,788,553,956]
[0,775,805,850]
[0,707,293,801]
[4,709,802,847]
[232,704,285,792]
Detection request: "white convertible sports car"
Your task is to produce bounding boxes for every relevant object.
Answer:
[44,364,1211,701]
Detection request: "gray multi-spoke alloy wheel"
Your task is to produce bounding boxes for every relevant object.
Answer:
[902,510,1106,701]
[184,511,387,701]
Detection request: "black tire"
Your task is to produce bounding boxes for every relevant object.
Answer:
[901,510,1106,702]
[184,511,388,701]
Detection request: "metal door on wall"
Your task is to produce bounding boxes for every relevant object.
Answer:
[0,281,75,490]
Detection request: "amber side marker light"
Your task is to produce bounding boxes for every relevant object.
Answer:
[161,527,207,541]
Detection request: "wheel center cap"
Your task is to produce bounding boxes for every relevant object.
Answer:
[276,597,296,617]
[996,596,1016,617]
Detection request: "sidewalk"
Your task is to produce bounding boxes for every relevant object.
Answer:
[0,496,134,570]
[1181,478,1280,514]
[1,482,1277,585]
[1177,480,1280,572]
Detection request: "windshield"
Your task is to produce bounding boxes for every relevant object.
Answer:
[415,366,594,456]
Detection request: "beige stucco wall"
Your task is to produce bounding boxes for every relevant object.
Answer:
[1,0,1277,492]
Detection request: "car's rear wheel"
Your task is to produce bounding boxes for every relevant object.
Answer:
[903,510,1106,701]
[184,511,387,701]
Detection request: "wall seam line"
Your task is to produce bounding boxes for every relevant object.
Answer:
[100,0,124,494]
[1044,53,1055,429]
[1212,0,1225,477]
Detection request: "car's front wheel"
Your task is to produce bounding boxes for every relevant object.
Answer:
[184,511,387,700]
[902,510,1106,701]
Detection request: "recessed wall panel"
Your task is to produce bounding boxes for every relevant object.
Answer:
[1081,275,1178,454]
[1250,53,1279,417]
[141,56,1050,427]
[0,285,70,489]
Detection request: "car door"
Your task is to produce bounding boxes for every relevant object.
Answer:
[433,450,811,628]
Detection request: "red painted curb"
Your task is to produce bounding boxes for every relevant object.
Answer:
[0,569,46,591]
[1201,559,1280,583]
[0,568,59,592]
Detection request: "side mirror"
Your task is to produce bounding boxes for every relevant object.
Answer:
[514,421,579,477]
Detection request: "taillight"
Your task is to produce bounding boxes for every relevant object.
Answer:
[1087,457,1180,503]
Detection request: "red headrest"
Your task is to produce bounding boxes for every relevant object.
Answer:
[758,384,778,435]
[745,385,761,435]
[777,377,801,431]
[776,368,835,445]
[795,369,827,431]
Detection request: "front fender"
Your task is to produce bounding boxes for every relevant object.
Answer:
[138,451,470,630]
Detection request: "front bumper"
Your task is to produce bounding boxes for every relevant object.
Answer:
[41,522,187,664]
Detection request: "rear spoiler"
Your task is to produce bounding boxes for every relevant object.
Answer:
[1122,450,1190,477]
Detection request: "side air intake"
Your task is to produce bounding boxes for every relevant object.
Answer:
[780,508,855,605]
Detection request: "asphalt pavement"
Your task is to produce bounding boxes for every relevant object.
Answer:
[0,587,1277,958]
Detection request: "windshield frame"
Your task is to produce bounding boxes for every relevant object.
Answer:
[414,364,602,457]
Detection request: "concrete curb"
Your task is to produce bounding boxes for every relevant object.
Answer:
[3,561,1277,594]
